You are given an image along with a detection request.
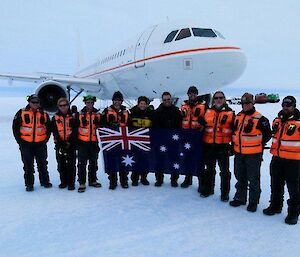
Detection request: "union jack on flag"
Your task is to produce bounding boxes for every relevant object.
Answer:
[98,127,151,152]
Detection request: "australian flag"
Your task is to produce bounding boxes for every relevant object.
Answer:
[98,127,204,176]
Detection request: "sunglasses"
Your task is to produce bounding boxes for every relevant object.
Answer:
[31,101,40,104]
[59,104,69,107]
[214,96,224,100]
[282,103,293,107]
[162,98,171,101]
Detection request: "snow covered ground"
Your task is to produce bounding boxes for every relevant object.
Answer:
[0,94,299,257]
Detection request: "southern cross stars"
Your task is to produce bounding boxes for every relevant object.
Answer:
[122,155,135,167]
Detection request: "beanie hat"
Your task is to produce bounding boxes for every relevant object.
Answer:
[241,93,254,104]
[282,96,296,107]
[27,94,40,102]
[83,95,96,102]
[187,86,198,95]
[138,96,149,104]
[112,91,123,101]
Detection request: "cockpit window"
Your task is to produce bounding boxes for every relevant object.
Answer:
[164,30,179,43]
[175,28,191,41]
[192,28,217,38]
[214,30,225,39]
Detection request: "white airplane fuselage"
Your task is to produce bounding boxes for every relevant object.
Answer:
[74,22,246,100]
[0,22,247,112]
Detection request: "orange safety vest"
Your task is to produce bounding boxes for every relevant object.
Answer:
[54,114,73,142]
[181,102,205,129]
[203,108,234,144]
[106,107,129,127]
[78,111,101,142]
[232,111,263,154]
[270,118,300,160]
[20,108,48,143]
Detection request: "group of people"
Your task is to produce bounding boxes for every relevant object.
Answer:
[12,87,300,225]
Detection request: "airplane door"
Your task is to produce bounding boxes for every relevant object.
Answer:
[134,25,157,68]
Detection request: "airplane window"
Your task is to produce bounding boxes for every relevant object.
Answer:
[192,28,217,38]
[164,30,179,43]
[214,30,225,39]
[175,28,191,41]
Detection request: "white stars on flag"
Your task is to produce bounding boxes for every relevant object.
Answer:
[173,163,180,169]
[122,155,135,167]
[160,145,167,152]
[184,142,191,150]
[172,134,179,141]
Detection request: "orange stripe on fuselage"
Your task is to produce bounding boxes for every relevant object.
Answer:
[79,46,241,78]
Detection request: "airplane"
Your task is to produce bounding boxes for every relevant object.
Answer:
[0,21,246,112]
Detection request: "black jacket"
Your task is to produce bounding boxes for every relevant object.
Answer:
[129,105,154,128]
[152,104,182,129]
[101,105,130,128]
[51,110,78,149]
[240,107,272,145]
[12,105,51,145]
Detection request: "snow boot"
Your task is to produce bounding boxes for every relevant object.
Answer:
[181,176,192,188]
[78,184,86,193]
[229,199,246,207]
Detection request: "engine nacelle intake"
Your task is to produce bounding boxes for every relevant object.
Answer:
[35,81,68,113]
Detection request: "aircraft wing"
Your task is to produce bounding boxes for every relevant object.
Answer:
[0,72,100,86]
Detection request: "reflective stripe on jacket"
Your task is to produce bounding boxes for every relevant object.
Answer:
[106,107,129,127]
[203,108,234,144]
[232,111,263,154]
[270,118,300,160]
[78,111,101,142]
[181,102,205,129]
[54,114,73,142]
[20,109,48,142]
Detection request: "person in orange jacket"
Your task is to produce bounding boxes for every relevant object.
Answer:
[76,95,102,193]
[51,98,78,191]
[101,91,130,189]
[12,94,52,191]
[229,93,271,212]
[180,86,206,188]
[200,91,234,201]
[263,96,300,225]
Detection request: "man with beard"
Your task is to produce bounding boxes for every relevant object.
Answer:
[102,91,130,189]
[152,91,182,187]
[230,93,271,212]
[200,91,234,201]
[180,86,205,188]
[263,96,300,225]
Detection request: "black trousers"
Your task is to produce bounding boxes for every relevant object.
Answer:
[269,156,300,215]
[131,172,148,182]
[201,144,231,196]
[77,142,99,184]
[108,172,128,185]
[155,173,179,182]
[233,153,262,204]
[19,143,50,187]
[55,146,76,186]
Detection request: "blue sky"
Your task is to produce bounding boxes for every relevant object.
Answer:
[0,0,299,91]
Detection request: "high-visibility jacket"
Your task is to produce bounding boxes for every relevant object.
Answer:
[270,117,300,160]
[203,108,234,144]
[232,111,263,154]
[78,111,101,142]
[20,108,48,143]
[105,107,129,127]
[181,102,205,129]
[54,114,73,142]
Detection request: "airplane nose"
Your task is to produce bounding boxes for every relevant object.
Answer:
[210,50,247,87]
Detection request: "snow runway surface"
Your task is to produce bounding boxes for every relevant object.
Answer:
[0,96,299,257]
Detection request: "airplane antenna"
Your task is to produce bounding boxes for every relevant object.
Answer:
[76,29,85,67]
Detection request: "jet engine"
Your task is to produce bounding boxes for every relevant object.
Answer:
[35,81,68,112]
